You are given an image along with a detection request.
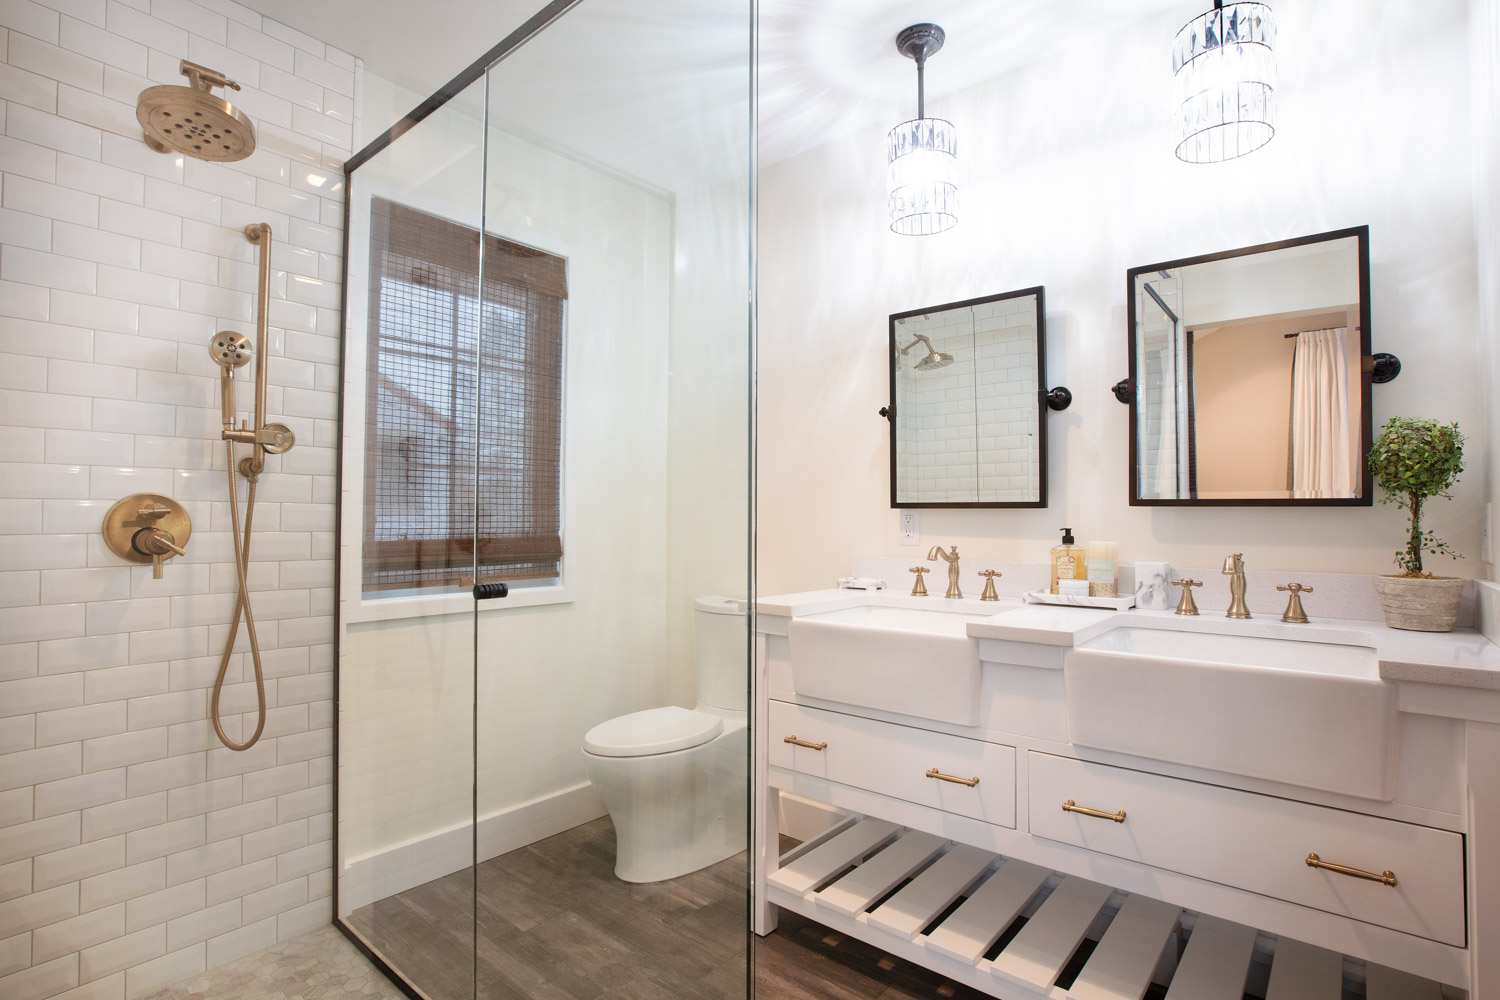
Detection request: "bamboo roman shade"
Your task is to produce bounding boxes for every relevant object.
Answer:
[363,197,566,592]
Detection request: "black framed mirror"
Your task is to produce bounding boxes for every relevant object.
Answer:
[885,286,1058,508]
[1125,226,1377,506]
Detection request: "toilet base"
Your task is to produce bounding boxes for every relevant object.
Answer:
[583,722,748,883]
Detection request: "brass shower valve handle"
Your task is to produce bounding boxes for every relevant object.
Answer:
[1278,583,1314,624]
[127,502,170,525]
[909,566,930,597]
[979,569,1002,602]
[137,529,187,580]
[1171,579,1202,616]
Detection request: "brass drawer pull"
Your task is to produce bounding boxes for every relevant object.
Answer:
[1305,853,1397,887]
[783,735,827,751]
[1062,799,1126,823]
[926,768,979,787]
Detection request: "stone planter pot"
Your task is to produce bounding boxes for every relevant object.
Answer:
[1373,575,1466,632]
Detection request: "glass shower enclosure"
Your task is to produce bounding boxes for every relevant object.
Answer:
[333,2,755,996]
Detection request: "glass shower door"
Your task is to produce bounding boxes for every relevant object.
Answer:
[336,78,489,1000]
[469,0,754,996]
[338,0,753,996]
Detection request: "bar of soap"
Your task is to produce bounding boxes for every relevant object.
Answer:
[1058,580,1089,596]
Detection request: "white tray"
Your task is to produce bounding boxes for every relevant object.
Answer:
[1023,590,1136,611]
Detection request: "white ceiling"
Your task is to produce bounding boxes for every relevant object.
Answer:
[241,0,1190,180]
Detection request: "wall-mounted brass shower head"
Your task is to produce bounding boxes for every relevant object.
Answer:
[136,60,256,161]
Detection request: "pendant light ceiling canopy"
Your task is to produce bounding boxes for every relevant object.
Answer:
[887,22,957,236]
[1173,0,1277,163]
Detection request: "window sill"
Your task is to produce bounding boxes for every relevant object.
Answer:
[344,584,573,624]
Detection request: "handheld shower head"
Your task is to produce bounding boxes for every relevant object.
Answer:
[209,331,252,369]
[210,332,251,430]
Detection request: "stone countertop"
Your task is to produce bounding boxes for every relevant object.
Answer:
[755,590,1500,690]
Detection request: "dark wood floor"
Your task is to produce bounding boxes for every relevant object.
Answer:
[348,818,989,1000]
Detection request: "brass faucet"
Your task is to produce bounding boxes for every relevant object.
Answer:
[927,545,962,599]
[1222,553,1251,619]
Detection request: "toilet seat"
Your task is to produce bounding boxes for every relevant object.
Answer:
[583,706,723,758]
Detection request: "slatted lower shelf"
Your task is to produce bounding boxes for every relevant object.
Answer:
[765,816,1453,1000]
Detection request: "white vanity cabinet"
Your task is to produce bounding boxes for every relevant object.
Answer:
[754,598,1500,1000]
[768,700,1017,827]
[1026,752,1466,946]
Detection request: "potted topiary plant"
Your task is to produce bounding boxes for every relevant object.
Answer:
[1368,416,1467,631]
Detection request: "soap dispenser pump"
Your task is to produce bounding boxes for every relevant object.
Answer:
[1050,528,1085,595]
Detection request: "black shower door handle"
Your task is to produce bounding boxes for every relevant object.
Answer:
[473,582,509,600]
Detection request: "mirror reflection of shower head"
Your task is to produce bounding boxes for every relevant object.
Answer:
[136,60,256,162]
[898,333,955,371]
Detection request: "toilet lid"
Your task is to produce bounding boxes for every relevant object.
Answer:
[583,706,724,758]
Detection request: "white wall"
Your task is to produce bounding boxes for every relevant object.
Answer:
[1475,0,1500,580]
[664,178,753,707]
[0,1,354,997]
[757,0,1486,594]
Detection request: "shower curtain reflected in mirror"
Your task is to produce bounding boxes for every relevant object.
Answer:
[1289,327,1356,499]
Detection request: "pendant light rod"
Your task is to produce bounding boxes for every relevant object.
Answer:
[895,23,945,120]
[917,56,926,118]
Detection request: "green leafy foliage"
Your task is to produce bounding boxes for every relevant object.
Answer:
[1367,417,1465,575]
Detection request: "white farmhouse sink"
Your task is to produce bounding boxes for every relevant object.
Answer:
[787,604,993,725]
[1064,627,1397,800]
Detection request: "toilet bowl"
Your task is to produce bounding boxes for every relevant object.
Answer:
[582,596,747,883]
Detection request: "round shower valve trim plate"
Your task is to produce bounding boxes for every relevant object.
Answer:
[101,493,192,565]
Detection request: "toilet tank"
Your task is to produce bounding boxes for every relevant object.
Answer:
[694,596,747,712]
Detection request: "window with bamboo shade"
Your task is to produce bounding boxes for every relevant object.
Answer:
[363,198,565,593]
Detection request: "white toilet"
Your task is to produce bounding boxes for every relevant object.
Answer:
[581,596,748,883]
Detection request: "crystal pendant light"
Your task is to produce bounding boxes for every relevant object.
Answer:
[1173,1,1277,163]
[888,23,957,235]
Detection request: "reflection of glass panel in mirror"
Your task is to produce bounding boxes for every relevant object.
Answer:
[888,288,1046,508]
[1128,227,1372,506]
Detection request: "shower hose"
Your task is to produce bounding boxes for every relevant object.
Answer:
[209,443,268,751]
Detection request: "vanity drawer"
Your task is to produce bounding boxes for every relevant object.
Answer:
[1028,752,1465,946]
[769,701,1015,828]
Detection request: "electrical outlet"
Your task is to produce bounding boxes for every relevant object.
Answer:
[899,510,920,546]
[1483,502,1494,563]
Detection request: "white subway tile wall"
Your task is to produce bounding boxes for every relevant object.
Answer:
[0,2,355,997]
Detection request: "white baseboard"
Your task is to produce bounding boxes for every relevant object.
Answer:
[341,781,607,912]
